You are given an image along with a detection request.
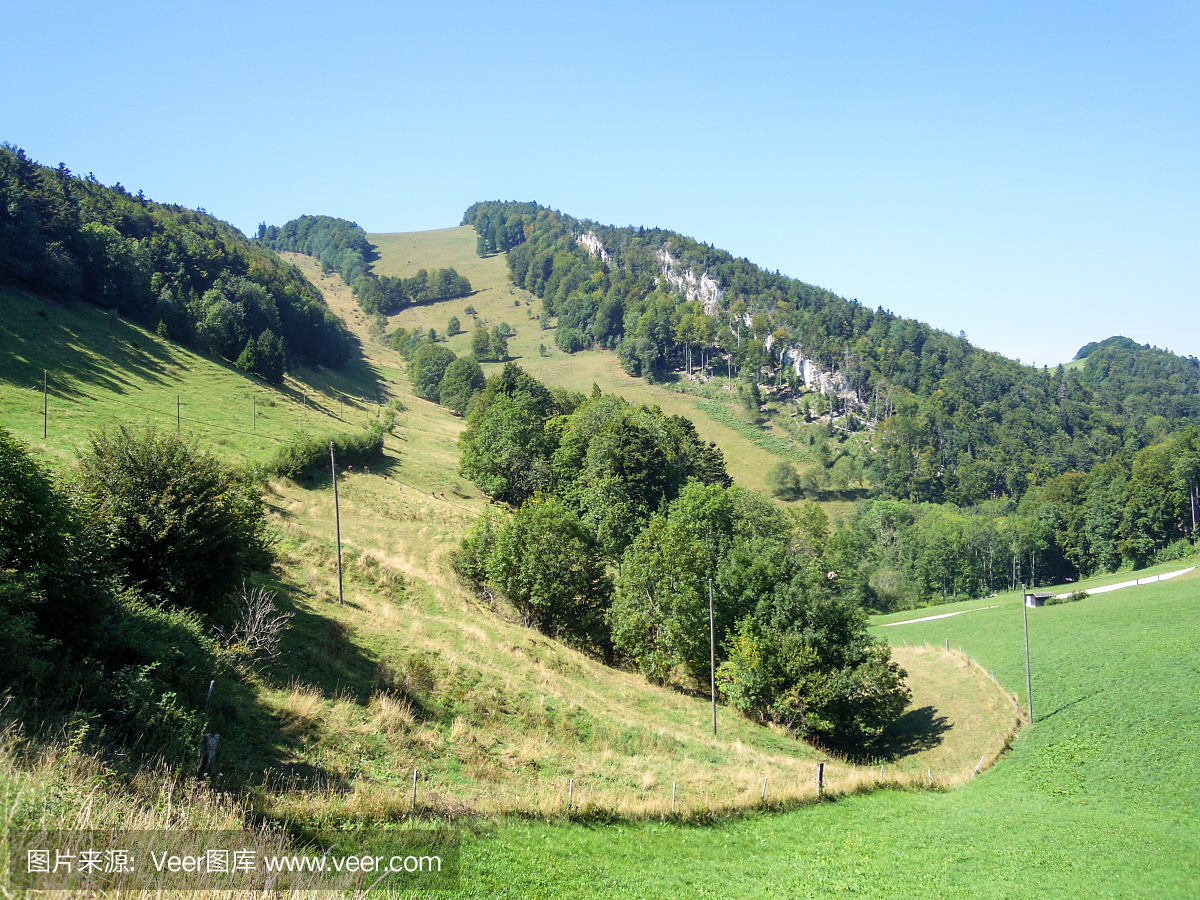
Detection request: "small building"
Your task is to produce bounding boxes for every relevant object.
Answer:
[1025,592,1053,608]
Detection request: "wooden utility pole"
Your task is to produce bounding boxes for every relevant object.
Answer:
[330,442,344,605]
[1022,583,1033,722]
[708,578,717,736]
[42,370,47,438]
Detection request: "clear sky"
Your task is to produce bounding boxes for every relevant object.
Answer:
[4,2,1197,364]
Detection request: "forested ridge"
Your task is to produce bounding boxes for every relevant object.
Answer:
[0,145,351,383]
[462,201,1199,600]
[463,201,1200,507]
[261,215,472,316]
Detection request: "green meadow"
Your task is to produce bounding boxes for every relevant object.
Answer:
[453,564,1200,898]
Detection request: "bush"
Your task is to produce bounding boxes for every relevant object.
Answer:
[555,325,589,353]
[75,426,272,614]
[766,461,804,500]
[718,593,910,746]
[0,426,98,689]
[438,356,485,416]
[486,496,611,650]
[266,424,385,480]
[1154,538,1197,564]
[409,342,457,402]
[1046,590,1089,605]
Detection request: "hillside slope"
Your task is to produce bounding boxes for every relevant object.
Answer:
[366,226,846,504]
[2,265,1014,822]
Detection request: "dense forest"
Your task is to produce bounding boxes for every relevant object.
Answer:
[261,215,472,316]
[462,200,1199,596]
[0,145,352,383]
[462,201,1200,510]
[452,366,908,746]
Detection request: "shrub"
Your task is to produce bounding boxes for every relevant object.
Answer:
[486,496,611,650]
[1046,590,1089,605]
[555,325,589,354]
[76,425,273,614]
[766,461,804,500]
[266,424,385,480]
[0,426,99,690]
[438,356,485,416]
[409,342,457,402]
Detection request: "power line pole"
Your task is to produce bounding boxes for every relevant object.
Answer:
[1022,582,1033,723]
[708,578,717,736]
[42,370,47,438]
[330,441,344,605]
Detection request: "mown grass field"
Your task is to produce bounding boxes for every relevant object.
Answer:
[0,262,1004,836]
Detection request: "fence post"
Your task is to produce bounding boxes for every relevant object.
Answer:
[411,768,418,810]
[974,755,986,775]
[672,781,676,812]
[817,762,824,795]
[331,442,344,605]
[43,370,48,438]
[761,776,767,802]
[568,778,573,811]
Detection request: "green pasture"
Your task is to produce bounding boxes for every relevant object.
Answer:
[450,564,1200,898]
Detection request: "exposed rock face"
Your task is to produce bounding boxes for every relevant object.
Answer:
[782,347,853,398]
[576,231,611,264]
[657,248,723,315]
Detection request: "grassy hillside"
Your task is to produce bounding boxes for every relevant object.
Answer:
[367,226,845,508]
[6,228,1196,897]
[1,262,1007,832]
[451,563,1200,898]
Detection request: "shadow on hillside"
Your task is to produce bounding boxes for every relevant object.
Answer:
[0,295,180,399]
[2,290,391,424]
[854,705,952,763]
[209,578,386,793]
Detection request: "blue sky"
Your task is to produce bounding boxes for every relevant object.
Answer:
[4,1,1196,363]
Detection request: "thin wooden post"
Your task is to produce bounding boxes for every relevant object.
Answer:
[879,764,884,779]
[252,396,256,430]
[331,442,344,605]
[176,395,180,432]
[1022,582,1033,722]
[708,578,717,736]
[672,781,676,811]
[927,769,932,787]
[974,755,986,775]
[567,778,573,811]
[945,638,949,652]
[42,370,47,438]
[411,768,418,809]
[761,776,767,802]
[817,762,824,794]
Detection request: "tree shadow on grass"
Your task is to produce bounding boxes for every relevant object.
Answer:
[849,705,953,764]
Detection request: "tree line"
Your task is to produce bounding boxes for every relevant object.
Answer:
[461,201,1200,509]
[0,145,352,384]
[450,366,909,749]
[261,214,472,316]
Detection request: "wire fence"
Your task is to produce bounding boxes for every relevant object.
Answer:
[6,370,483,518]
